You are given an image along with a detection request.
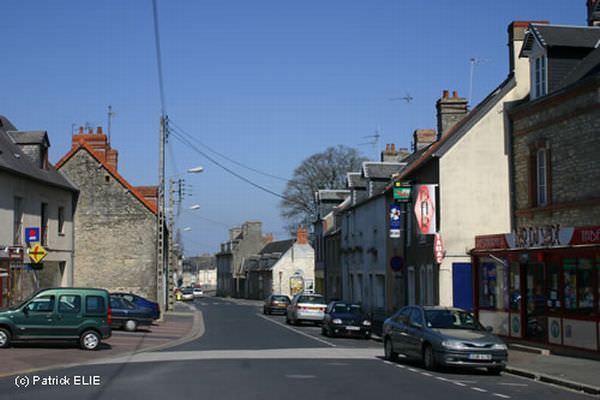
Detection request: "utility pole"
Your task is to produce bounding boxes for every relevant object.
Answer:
[156,115,166,315]
[167,178,175,311]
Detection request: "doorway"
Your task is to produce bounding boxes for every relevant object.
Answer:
[524,262,547,342]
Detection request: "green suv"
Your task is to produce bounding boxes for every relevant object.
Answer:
[0,287,112,350]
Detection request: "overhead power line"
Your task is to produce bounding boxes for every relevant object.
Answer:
[168,129,308,209]
[152,0,166,116]
[168,120,290,182]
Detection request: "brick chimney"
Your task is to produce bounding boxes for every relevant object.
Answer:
[412,129,437,152]
[72,126,119,170]
[263,233,274,245]
[296,226,308,245]
[380,143,409,162]
[507,21,549,76]
[588,0,600,26]
[436,90,468,138]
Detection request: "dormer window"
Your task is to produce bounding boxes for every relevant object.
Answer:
[534,55,547,99]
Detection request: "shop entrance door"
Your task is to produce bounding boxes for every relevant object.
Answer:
[524,263,547,342]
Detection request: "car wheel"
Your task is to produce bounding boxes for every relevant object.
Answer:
[384,338,398,362]
[124,320,138,332]
[80,330,101,351]
[0,328,11,349]
[487,366,504,375]
[423,345,437,371]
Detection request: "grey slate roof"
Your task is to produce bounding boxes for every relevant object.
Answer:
[558,47,600,89]
[260,239,295,255]
[316,189,351,202]
[521,24,600,55]
[361,161,406,180]
[7,131,49,145]
[0,116,78,192]
[347,172,367,189]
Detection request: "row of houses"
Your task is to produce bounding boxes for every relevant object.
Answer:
[0,120,160,308]
[216,222,315,299]
[314,10,600,353]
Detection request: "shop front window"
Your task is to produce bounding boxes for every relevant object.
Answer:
[563,259,577,310]
[547,262,560,311]
[510,261,521,311]
[578,259,593,311]
[479,258,509,310]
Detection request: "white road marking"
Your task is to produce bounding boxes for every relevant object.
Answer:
[421,372,432,377]
[436,377,449,382]
[471,387,487,392]
[492,394,511,399]
[453,382,466,387]
[255,313,336,347]
[286,374,316,379]
[383,361,394,365]
[395,364,406,369]
[497,383,527,387]
[87,348,381,366]
[408,368,419,372]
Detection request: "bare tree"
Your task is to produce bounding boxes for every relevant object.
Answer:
[280,145,366,229]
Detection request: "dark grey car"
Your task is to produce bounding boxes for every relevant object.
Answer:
[382,306,508,374]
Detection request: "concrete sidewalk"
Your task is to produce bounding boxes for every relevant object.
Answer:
[505,347,600,395]
[0,303,203,378]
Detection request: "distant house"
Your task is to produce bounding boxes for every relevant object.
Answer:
[215,221,269,297]
[245,227,315,299]
[56,126,160,301]
[0,116,78,306]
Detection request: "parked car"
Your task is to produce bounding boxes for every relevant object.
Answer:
[0,287,111,350]
[181,287,194,301]
[286,294,327,325]
[382,306,508,374]
[111,292,160,320]
[193,287,204,298]
[109,296,154,332]
[263,294,290,315]
[321,301,371,339]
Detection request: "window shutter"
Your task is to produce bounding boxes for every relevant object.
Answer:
[545,147,552,206]
[529,152,537,208]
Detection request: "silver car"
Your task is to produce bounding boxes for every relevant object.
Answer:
[286,294,327,325]
[383,306,508,374]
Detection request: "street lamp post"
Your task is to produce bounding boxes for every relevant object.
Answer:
[166,166,204,310]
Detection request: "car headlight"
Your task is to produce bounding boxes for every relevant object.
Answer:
[492,343,508,351]
[441,340,469,350]
[332,318,342,325]
[362,320,372,326]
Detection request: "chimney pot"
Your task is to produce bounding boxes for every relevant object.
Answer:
[453,91,458,98]
[97,126,103,134]
[79,126,84,134]
[391,143,396,152]
[443,90,449,99]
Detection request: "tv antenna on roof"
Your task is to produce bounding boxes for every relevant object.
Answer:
[469,57,488,104]
[359,129,381,159]
[107,105,116,145]
[389,93,413,103]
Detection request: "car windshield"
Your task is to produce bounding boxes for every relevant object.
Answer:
[182,288,193,294]
[424,309,483,330]
[332,304,362,314]
[298,295,323,304]
[272,296,289,302]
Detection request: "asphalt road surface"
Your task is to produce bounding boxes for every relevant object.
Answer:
[0,297,593,400]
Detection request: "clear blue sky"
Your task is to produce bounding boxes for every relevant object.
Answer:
[1,1,584,255]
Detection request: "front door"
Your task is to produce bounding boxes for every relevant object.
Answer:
[452,263,473,311]
[12,294,56,337]
[524,262,547,342]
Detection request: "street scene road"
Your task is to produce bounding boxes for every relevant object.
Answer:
[0,296,592,400]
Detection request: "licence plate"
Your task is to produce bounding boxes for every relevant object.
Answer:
[346,326,360,331]
[468,353,492,360]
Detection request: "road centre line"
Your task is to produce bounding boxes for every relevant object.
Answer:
[255,313,336,347]
[471,387,488,392]
[492,394,511,399]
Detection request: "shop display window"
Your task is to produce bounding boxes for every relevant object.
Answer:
[563,259,577,310]
[510,261,521,311]
[479,259,509,310]
[546,262,560,311]
[578,259,593,311]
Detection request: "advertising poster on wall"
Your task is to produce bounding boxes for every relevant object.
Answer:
[389,203,401,238]
[413,184,436,235]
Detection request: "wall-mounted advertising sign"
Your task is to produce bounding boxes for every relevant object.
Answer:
[389,204,401,238]
[413,185,436,235]
[393,182,411,201]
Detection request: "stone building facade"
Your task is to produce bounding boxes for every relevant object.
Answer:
[0,116,78,306]
[56,127,159,301]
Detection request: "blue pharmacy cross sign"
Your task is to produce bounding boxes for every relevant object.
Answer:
[25,227,40,243]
